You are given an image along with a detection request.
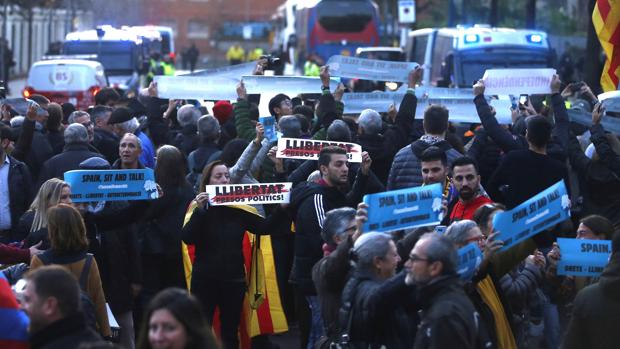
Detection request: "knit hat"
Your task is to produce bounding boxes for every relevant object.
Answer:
[213,100,233,125]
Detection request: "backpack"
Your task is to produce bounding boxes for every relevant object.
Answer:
[38,252,97,330]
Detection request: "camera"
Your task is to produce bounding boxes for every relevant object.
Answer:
[260,54,281,70]
[570,81,585,93]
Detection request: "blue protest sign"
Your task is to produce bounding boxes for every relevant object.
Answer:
[259,116,278,142]
[557,238,611,277]
[363,183,443,233]
[64,169,159,202]
[327,55,419,82]
[492,180,571,251]
[457,243,483,281]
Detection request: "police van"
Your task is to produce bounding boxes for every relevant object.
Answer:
[63,27,146,95]
[404,25,555,88]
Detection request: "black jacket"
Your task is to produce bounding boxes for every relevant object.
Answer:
[84,201,141,314]
[20,211,49,248]
[341,270,417,349]
[413,274,478,349]
[562,254,620,349]
[181,205,286,281]
[358,92,417,185]
[38,143,102,187]
[6,155,33,241]
[288,182,349,294]
[171,124,200,156]
[16,123,54,181]
[311,238,353,339]
[93,128,120,164]
[29,313,102,349]
[466,128,503,189]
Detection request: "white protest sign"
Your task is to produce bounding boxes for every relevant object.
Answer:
[181,61,256,78]
[276,138,363,163]
[482,68,556,95]
[241,75,340,95]
[154,76,238,100]
[205,183,292,206]
[342,88,512,124]
[327,55,419,82]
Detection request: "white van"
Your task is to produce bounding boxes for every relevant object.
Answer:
[404,25,555,88]
[23,59,108,109]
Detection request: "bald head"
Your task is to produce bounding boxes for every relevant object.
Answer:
[119,133,142,169]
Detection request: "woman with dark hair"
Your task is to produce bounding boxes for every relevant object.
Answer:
[29,203,111,338]
[137,288,218,349]
[182,146,288,349]
[140,145,195,310]
[46,102,65,154]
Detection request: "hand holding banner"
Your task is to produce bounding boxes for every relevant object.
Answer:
[327,55,419,82]
[482,68,556,95]
[557,238,611,277]
[276,138,363,163]
[492,180,571,251]
[204,183,292,206]
[362,183,443,233]
[64,169,159,202]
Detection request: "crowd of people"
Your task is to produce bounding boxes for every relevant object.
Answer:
[0,57,619,349]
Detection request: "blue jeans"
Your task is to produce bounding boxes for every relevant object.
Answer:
[542,296,561,349]
[305,296,325,349]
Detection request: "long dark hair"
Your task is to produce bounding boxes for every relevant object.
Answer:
[155,145,189,189]
[137,288,218,349]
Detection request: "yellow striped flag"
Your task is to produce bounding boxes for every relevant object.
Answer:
[181,201,288,348]
[593,0,620,91]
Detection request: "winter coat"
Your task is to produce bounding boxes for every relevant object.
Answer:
[5,155,33,241]
[29,313,101,349]
[387,139,461,190]
[38,143,102,187]
[413,274,478,349]
[93,128,119,164]
[562,253,620,349]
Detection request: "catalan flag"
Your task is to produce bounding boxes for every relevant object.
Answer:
[0,271,29,349]
[181,201,288,349]
[593,0,620,91]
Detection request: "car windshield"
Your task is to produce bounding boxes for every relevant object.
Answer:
[63,41,136,74]
[316,0,374,33]
[457,48,550,87]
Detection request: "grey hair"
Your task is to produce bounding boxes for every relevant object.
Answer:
[177,105,201,128]
[64,123,89,144]
[358,109,382,135]
[352,232,393,273]
[116,117,140,134]
[121,132,142,150]
[327,119,351,142]
[307,170,321,183]
[197,115,220,141]
[418,233,458,275]
[321,207,356,246]
[9,116,24,128]
[67,110,91,124]
[278,115,302,138]
[444,220,479,246]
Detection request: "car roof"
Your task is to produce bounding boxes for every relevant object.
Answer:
[31,59,104,69]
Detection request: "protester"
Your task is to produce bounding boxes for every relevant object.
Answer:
[181,159,286,349]
[19,178,72,248]
[446,156,492,222]
[137,288,218,349]
[170,105,200,156]
[340,232,416,348]
[91,106,119,164]
[22,266,102,348]
[405,233,479,348]
[562,231,620,349]
[29,204,111,338]
[37,123,102,187]
[107,107,155,168]
[46,103,65,155]
[186,115,221,192]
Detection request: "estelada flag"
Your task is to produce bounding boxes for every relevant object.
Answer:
[593,0,620,91]
[181,201,288,348]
